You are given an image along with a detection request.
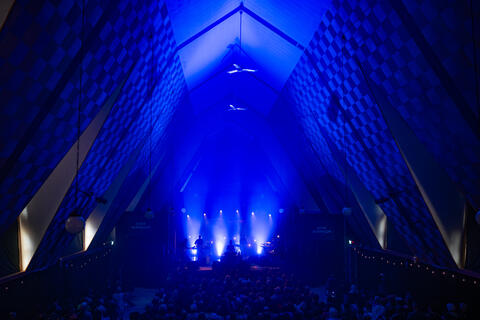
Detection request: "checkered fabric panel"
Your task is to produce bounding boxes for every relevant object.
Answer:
[401,0,478,117]
[32,58,185,268]
[89,129,173,250]
[281,0,454,265]
[29,5,185,268]
[366,0,480,207]
[0,0,146,234]
[286,57,345,186]
[268,96,348,215]
[37,52,185,268]
[275,94,382,247]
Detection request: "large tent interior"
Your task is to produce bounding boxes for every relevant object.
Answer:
[1,0,480,318]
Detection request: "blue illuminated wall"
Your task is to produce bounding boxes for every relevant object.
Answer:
[176,125,280,257]
[271,0,480,266]
[31,3,186,268]
[0,0,186,269]
[0,0,479,273]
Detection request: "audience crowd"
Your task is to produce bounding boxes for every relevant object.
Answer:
[5,267,472,319]
[129,267,470,320]
[6,284,129,320]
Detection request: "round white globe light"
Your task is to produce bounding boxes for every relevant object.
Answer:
[65,215,85,234]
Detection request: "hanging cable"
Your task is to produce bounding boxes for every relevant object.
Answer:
[470,0,480,128]
[75,0,86,210]
[66,0,86,234]
[342,32,347,205]
[148,28,154,212]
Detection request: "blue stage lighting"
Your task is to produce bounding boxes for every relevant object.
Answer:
[181,208,187,213]
[203,213,207,217]
[268,213,272,217]
[251,211,255,216]
[215,241,225,256]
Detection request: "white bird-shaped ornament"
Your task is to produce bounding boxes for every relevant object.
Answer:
[227,63,257,74]
[228,104,247,111]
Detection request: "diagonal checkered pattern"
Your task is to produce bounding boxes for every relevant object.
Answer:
[281,0,457,266]
[0,0,477,272]
[0,0,145,234]
[401,0,478,117]
[29,2,186,268]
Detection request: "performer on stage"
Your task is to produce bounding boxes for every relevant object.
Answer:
[194,235,205,263]
[194,235,203,249]
[226,240,236,254]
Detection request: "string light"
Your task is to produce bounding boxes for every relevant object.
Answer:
[351,247,480,286]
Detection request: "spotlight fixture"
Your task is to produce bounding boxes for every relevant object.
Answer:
[236,209,239,214]
[203,213,207,217]
[268,214,272,217]
[251,211,255,216]
[186,214,190,219]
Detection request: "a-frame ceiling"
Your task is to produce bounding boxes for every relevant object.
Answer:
[0,0,479,275]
